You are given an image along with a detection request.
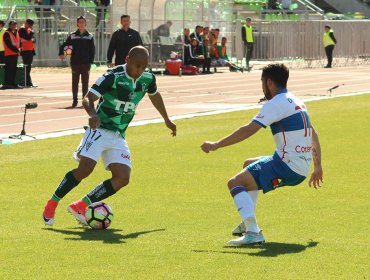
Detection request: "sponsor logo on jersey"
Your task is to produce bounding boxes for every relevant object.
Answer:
[121,154,131,160]
[117,81,130,86]
[141,83,147,91]
[271,178,281,188]
[295,145,312,153]
[114,99,137,113]
[253,164,262,170]
[86,141,93,151]
[256,113,264,119]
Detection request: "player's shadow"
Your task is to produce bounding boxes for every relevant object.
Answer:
[193,241,318,257]
[43,227,165,244]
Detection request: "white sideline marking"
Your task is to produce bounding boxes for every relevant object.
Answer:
[0,91,369,144]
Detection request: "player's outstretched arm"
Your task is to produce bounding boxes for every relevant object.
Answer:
[201,121,261,153]
[149,92,176,136]
[309,127,323,189]
[82,92,100,130]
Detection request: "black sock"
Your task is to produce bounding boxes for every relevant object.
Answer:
[52,171,80,202]
[84,179,116,204]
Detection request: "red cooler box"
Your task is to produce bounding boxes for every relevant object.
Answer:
[165,59,182,75]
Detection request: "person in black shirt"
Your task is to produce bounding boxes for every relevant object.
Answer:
[107,14,142,67]
[59,16,95,108]
[183,37,204,67]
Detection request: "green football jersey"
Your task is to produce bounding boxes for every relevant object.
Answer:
[90,65,157,138]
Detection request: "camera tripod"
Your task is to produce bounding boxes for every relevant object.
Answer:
[9,104,37,140]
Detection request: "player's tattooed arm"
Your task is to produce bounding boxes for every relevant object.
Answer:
[309,127,323,189]
[82,92,101,130]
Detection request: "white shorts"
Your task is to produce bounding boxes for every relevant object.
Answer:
[73,128,131,170]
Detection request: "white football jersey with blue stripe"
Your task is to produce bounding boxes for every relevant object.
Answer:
[252,89,312,176]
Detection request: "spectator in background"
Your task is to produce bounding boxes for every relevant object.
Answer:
[199,38,211,74]
[323,25,337,68]
[184,37,204,67]
[212,37,244,72]
[2,20,20,89]
[177,27,191,46]
[209,28,219,46]
[176,27,191,58]
[209,28,219,57]
[148,21,173,42]
[0,20,5,64]
[35,0,54,30]
[201,26,210,41]
[268,0,278,9]
[107,14,142,67]
[18,19,36,87]
[281,0,292,9]
[95,0,110,30]
[190,25,203,47]
[241,17,254,71]
[59,16,95,108]
[153,20,172,41]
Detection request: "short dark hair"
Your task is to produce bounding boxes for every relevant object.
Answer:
[324,25,331,29]
[77,16,86,22]
[0,20,4,26]
[26,19,34,26]
[8,20,17,26]
[121,14,130,20]
[262,64,289,88]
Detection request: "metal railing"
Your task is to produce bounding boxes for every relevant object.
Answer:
[4,4,370,68]
[239,20,370,68]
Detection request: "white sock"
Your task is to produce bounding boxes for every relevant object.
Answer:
[247,190,260,233]
[230,186,255,227]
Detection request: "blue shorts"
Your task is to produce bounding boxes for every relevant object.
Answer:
[246,153,306,193]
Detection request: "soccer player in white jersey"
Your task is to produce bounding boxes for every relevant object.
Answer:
[201,64,323,245]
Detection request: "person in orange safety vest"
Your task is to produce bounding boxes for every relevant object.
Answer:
[2,20,20,89]
[18,19,36,87]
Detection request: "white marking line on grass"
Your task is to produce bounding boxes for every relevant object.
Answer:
[1,90,369,142]
[0,115,86,128]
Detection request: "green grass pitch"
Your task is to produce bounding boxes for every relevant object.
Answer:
[0,94,369,279]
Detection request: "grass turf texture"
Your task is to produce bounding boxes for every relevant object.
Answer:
[0,94,369,279]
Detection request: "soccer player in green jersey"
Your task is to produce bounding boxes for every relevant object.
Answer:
[43,46,177,226]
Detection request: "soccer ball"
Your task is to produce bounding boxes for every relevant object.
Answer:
[85,202,113,229]
[63,45,73,56]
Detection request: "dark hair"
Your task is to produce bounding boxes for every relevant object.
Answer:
[0,20,4,26]
[8,20,17,26]
[324,25,331,29]
[221,37,227,40]
[77,16,86,22]
[262,64,289,88]
[121,14,130,20]
[26,19,34,26]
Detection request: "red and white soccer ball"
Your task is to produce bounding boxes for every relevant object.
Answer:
[63,45,73,56]
[85,202,113,229]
